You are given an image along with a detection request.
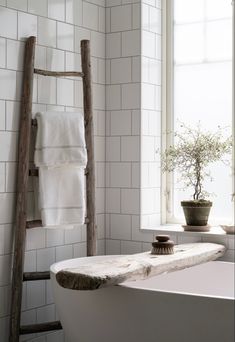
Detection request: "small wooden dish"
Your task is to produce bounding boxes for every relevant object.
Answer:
[220,225,235,235]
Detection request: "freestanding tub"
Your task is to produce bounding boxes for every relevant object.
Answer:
[50,256,234,342]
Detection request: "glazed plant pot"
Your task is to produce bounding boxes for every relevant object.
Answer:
[181,200,213,227]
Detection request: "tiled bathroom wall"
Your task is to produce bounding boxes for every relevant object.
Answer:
[105,0,164,254]
[140,0,162,229]
[0,0,234,341]
[0,0,105,341]
[104,0,234,264]
[105,0,144,254]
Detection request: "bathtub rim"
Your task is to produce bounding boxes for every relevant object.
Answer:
[50,257,234,301]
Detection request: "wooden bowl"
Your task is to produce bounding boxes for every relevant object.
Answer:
[220,225,235,235]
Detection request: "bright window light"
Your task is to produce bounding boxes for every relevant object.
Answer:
[171,0,233,224]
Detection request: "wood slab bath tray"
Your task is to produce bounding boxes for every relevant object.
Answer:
[56,243,225,291]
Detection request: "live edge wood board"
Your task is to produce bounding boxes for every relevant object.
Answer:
[56,242,225,291]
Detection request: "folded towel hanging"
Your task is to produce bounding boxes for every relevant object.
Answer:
[35,111,87,167]
[38,166,86,227]
[34,111,87,228]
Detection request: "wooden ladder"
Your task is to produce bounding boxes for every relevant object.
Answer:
[9,36,96,342]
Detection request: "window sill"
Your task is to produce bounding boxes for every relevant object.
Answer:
[142,224,234,237]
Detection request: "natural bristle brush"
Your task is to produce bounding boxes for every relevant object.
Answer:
[151,235,174,255]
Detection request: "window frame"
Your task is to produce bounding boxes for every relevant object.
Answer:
[161,0,235,225]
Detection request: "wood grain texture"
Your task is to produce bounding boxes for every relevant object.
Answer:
[9,36,36,342]
[81,40,97,256]
[56,243,225,291]
[10,37,96,340]
[26,218,89,229]
[23,271,50,281]
[20,321,62,335]
[34,68,83,78]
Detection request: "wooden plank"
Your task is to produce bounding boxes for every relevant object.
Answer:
[81,40,97,257]
[34,68,83,78]
[20,321,62,335]
[9,36,36,342]
[23,271,50,281]
[56,243,225,291]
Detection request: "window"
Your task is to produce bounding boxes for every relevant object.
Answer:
[162,0,234,224]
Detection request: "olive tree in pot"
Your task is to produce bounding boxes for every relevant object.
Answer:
[161,124,232,231]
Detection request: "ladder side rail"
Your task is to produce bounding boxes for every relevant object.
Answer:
[81,40,97,257]
[9,36,36,342]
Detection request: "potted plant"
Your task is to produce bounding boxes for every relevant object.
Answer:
[161,123,232,231]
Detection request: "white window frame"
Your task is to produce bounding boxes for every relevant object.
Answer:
[161,0,235,225]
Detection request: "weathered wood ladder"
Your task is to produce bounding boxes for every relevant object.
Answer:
[9,36,96,342]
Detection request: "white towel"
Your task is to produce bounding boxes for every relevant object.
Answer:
[34,111,87,167]
[38,166,86,227]
[34,111,87,228]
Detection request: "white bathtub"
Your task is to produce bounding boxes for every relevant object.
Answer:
[50,256,234,342]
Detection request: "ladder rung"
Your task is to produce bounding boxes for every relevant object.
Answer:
[31,118,37,127]
[23,271,50,281]
[34,68,84,78]
[29,168,87,177]
[20,321,62,335]
[26,220,42,228]
[26,218,89,229]
[29,168,38,176]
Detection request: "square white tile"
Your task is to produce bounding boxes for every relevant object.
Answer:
[57,22,74,52]
[38,76,56,104]
[0,100,5,130]
[110,110,131,136]
[111,58,132,84]
[106,33,121,58]
[38,17,57,48]
[121,188,140,214]
[83,1,99,31]
[0,193,15,224]
[106,85,121,110]
[48,0,65,21]
[57,78,74,106]
[0,7,17,39]
[122,83,140,109]
[110,162,131,188]
[91,31,105,58]
[66,0,82,25]
[106,188,121,213]
[142,30,155,58]
[121,136,140,162]
[0,131,18,162]
[0,163,5,192]
[122,30,140,57]
[46,48,65,71]
[28,0,48,17]
[111,5,132,32]
[7,0,27,10]
[0,38,6,68]
[110,214,131,240]
[6,40,24,71]
[18,12,37,41]
[106,137,121,161]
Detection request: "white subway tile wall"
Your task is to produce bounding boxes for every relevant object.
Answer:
[0,1,105,340]
[0,1,234,340]
[106,0,143,253]
[140,0,162,229]
[104,0,233,263]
